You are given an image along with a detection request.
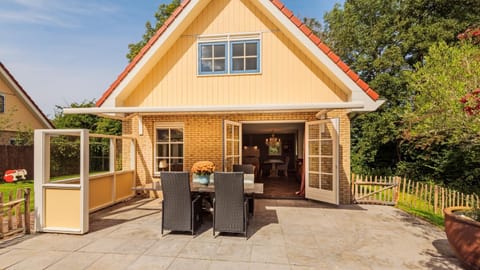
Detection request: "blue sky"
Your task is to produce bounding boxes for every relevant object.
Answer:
[0,0,341,118]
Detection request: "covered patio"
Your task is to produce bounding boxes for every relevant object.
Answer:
[0,198,461,269]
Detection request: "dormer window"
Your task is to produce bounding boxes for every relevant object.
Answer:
[197,33,261,75]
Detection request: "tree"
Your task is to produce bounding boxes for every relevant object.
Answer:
[322,0,480,176]
[398,40,480,193]
[126,0,181,62]
[53,100,121,135]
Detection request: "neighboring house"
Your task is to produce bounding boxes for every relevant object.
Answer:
[0,62,53,144]
[65,0,383,205]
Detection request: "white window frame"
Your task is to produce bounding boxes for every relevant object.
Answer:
[153,123,184,176]
[197,32,262,76]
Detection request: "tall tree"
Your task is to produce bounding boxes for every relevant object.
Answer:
[126,0,181,62]
[322,0,480,176]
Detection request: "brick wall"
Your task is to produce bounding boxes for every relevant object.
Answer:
[123,110,352,204]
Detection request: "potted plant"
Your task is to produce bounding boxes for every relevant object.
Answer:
[191,161,215,185]
[444,206,480,270]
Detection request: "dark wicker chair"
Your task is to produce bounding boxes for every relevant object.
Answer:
[213,172,248,238]
[233,164,255,215]
[160,172,202,235]
[233,164,255,174]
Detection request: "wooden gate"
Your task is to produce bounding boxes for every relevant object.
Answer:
[352,174,399,205]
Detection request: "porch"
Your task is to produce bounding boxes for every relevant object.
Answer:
[0,197,461,269]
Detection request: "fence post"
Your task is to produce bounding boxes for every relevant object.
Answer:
[434,186,438,214]
[24,188,30,234]
[15,189,22,229]
[8,191,13,230]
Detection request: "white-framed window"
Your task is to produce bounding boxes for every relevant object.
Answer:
[0,94,5,113]
[197,33,261,75]
[154,124,184,174]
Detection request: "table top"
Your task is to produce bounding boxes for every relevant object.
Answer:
[264,159,284,164]
[133,182,264,194]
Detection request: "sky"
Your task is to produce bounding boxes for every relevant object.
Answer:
[0,0,341,118]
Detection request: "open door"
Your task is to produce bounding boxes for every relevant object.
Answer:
[305,119,339,205]
[223,120,242,171]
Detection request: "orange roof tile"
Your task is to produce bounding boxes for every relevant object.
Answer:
[96,0,380,106]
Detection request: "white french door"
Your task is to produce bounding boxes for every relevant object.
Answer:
[305,119,339,205]
[223,120,242,172]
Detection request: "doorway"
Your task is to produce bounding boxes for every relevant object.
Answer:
[241,122,305,199]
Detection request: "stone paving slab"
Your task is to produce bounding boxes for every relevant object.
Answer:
[0,198,462,269]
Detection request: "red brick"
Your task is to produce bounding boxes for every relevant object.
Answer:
[271,0,284,9]
[309,33,321,45]
[318,42,330,54]
[328,51,340,63]
[281,7,293,18]
[366,88,380,100]
[290,16,302,27]
[357,79,370,91]
[347,70,360,82]
[337,60,350,72]
[300,24,312,36]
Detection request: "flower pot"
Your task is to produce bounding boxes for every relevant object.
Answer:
[444,206,480,270]
[193,174,210,185]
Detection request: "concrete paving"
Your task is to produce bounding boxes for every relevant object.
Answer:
[0,198,462,269]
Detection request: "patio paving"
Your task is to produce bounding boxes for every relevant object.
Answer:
[0,198,462,269]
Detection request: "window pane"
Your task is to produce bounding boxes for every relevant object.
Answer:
[232,43,244,57]
[214,59,225,72]
[157,144,168,157]
[201,60,212,72]
[157,129,169,142]
[171,128,183,142]
[201,45,212,58]
[170,144,183,158]
[245,58,257,70]
[232,59,244,71]
[171,159,183,172]
[214,44,225,57]
[245,43,257,56]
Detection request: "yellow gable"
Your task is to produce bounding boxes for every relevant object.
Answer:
[120,0,347,108]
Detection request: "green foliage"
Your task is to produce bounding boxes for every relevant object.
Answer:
[126,0,181,62]
[322,0,480,191]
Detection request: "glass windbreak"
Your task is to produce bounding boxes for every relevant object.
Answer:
[49,135,81,183]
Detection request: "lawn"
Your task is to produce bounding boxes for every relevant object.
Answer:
[0,180,34,212]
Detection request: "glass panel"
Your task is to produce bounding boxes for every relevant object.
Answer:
[156,129,169,142]
[214,44,225,57]
[226,158,233,172]
[309,124,320,140]
[245,58,257,70]
[232,59,244,71]
[170,144,183,158]
[321,141,333,155]
[170,158,183,171]
[171,128,183,142]
[232,43,244,57]
[309,157,319,172]
[245,43,257,56]
[214,59,225,72]
[226,125,233,139]
[234,141,239,155]
[321,157,333,173]
[115,139,123,171]
[233,126,239,139]
[227,141,232,155]
[201,44,212,58]
[309,141,320,156]
[157,144,168,157]
[309,173,319,188]
[321,124,333,139]
[321,173,333,191]
[201,60,212,72]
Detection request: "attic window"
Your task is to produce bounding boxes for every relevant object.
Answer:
[197,33,261,75]
[0,94,4,113]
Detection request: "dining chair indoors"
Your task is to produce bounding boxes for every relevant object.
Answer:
[277,156,290,177]
[213,172,248,238]
[160,172,202,235]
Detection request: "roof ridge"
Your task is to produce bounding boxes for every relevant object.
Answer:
[96,0,379,107]
[0,61,54,129]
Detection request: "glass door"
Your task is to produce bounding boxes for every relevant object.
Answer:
[223,120,242,171]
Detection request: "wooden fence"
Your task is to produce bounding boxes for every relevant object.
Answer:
[0,188,31,239]
[352,174,480,215]
[0,145,34,180]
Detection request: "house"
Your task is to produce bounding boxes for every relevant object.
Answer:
[0,62,53,144]
[65,0,383,205]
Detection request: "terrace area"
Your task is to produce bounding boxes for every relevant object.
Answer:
[0,197,462,270]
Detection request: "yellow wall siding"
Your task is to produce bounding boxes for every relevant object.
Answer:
[0,76,48,132]
[122,0,346,108]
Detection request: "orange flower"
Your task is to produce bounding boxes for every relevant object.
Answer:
[191,161,215,175]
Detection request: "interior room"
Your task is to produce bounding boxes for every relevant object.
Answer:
[242,122,305,199]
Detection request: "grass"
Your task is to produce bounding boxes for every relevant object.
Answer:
[0,180,34,213]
